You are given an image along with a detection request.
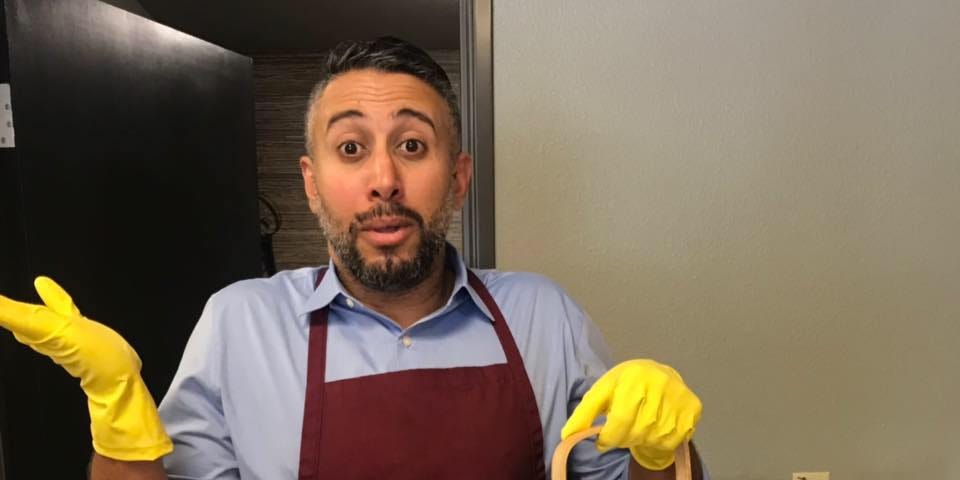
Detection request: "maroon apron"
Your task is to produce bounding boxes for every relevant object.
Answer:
[297,269,546,480]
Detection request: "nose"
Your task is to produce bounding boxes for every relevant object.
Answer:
[368,145,402,202]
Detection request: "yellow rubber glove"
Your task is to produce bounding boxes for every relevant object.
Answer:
[561,359,702,471]
[0,276,173,461]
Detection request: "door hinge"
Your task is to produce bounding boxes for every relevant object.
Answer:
[0,84,15,148]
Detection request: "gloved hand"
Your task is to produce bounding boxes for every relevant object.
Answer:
[561,359,702,471]
[0,276,173,461]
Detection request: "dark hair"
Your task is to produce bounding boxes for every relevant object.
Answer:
[304,36,461,155]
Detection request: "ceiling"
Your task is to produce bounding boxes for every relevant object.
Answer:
[105,0,460,54]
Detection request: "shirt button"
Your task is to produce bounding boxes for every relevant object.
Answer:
[345,298,355,308]
[401,335,413,348]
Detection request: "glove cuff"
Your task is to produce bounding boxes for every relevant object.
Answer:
[88,374,173,461]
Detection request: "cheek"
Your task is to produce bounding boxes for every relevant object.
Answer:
[419,174,455,211]
[407,163,453,200]
[317,175,364,220]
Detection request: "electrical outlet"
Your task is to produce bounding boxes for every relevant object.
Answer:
[793,473,829,480]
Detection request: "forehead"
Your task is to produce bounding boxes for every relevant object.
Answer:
[318,69,448,120]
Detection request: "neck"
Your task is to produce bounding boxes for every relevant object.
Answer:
[333,250,454,330]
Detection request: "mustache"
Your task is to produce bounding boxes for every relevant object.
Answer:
[351,203,425,230]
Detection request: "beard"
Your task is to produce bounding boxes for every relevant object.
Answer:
[316,188,456,293]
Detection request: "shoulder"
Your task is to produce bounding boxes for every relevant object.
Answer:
[473,269,569,298]
[184,268,322,369]
[471,269,589,330]
[202,267,320,322]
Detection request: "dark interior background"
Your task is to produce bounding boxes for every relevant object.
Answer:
[102,0,463,270]
[105,0,460,53]
[1,1,460,478]
[1,0,263,477]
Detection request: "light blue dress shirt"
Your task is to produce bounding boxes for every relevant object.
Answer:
[159,247,637,479]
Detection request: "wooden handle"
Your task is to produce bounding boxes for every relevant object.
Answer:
[550,426,692,480]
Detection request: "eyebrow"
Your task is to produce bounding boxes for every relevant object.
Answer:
[326,109,364,131]
[325,108,437,133]
[395,108,436,132]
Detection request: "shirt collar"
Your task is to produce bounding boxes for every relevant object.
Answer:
[297,243,495,322]
[298,259,349,317]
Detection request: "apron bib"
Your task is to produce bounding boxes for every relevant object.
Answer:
[297,269,546,480]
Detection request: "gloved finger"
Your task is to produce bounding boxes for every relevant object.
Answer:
[597,373,649,451]
[0,295,68,343]
[689,392,703,426]
[613,373,667,451]
[667,385,702,432]
[641,406,680,451]
[651,390,700,453]
[562,374,616,440]
[676,403,700,442]
[657,422,688,454]
[34,276,81,317]
[660,362,683,382]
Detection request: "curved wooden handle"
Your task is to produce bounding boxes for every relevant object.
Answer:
[550,426,692,480]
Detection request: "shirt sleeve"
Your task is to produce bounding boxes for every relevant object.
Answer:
[158,293,240,480]
[560,291,632,480]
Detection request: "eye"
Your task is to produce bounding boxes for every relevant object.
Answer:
[400,139,425,155]
[339,141,363,157]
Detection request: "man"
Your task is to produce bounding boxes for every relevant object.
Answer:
[0,37,704,479]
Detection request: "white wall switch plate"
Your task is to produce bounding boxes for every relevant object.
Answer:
[793,473,829,480]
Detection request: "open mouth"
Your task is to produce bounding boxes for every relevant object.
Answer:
[359,217,416,247]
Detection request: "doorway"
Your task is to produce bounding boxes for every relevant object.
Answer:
[107,0,496,269]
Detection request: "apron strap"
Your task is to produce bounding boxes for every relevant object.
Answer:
[298,268,329,480]
[467,269,546,479]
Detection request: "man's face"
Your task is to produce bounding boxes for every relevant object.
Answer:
[300,69,472,292]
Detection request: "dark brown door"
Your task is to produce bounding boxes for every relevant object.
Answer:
[0,0,261,477]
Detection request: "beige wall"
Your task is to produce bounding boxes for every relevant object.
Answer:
[493,1,960,479]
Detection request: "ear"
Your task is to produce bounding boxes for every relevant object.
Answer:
[300,155,322,215]
[451,151,473,210]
